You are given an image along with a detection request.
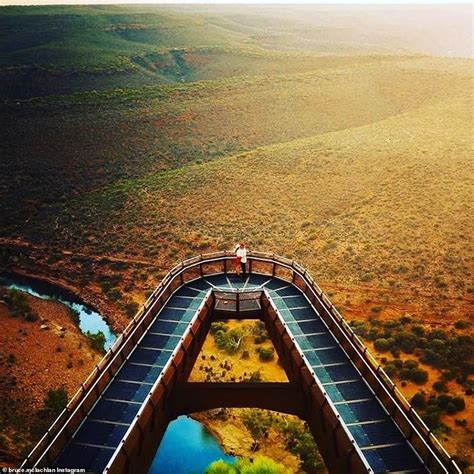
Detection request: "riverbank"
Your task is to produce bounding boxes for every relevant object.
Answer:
[2,272,117,350]
[6,267,129,335]
[193,411,302,473]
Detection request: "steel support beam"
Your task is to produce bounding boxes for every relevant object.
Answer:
[169,382,305,418]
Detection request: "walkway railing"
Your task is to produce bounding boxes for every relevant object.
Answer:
[22,251,460,473]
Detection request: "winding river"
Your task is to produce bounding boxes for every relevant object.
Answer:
[1,273,235,473]
[1,273,116,350]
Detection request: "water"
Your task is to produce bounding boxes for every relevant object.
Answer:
[149,416,235,474]
[1,274,116,350]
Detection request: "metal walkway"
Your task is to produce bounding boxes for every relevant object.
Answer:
[22,252,459,474]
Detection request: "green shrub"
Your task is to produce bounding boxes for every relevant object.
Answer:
[454,320,470,330]
[210,322,229,334]
[257,347,274,362]
[404,359,418,369]
[282,419,323,473]
[374,338,392,352]
[207,456,288,474]
[445,402,458,415]
[411,324,425,336]
[44,386,68,417]
[411,391,426,409]
[86,330,106,352]
[423,406,442,430]
[433,380,448,393]
[384,364,397,377]
[243,371,262,383]
[107,288,122,301]
[6,289,30,316]
[452,397,465,411]
[409,367,428,385]
[241,410,273,443]
[214,328,244,355]
[394,331,418,353]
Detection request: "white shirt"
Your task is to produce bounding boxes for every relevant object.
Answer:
[236,246,248,263]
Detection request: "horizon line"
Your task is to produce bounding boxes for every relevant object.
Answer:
[1,1,473,5]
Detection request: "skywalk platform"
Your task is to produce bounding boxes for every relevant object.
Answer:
[22,252,460,474]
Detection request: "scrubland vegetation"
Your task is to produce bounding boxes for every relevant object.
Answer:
[0,291,102,464]
[193,319,324,473]
[0,3,472,471]
[207,455,291,474]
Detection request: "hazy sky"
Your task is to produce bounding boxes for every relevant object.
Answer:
[1,0,473,5]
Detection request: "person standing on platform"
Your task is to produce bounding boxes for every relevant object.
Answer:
[235,242,248,277]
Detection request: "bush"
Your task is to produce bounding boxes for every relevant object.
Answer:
[124,301,139,318]
[257,347,274,362]
[445,402,458,415]
[6,289,30,316]
[428,394,465,415]
[86,330,106,352]
[207,456,289,474]
[411,324,425,336]
[394,331,418,353]
[241,410,273,443]
[384,364,397,377]
[211,322,229,334]
[404,359,418,369]
[243,371,262,383]
[452,397,465,411]
[44,386,68,417]
[282,419,324,473]
[454,320,469,329]
[411,391,426,410]
[214,328,244,355]
[374,338,392,352]
[409,367,428,385]
[423,406,442,430]
[24,311,39,322]
[433,380,448,393]
[107,288,122,301]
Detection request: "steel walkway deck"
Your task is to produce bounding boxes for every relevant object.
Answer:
[55,273,425,473]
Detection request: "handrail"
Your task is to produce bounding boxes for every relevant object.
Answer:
[22,251,460,473]
[103,290,213,471]
[262,288,374,473]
